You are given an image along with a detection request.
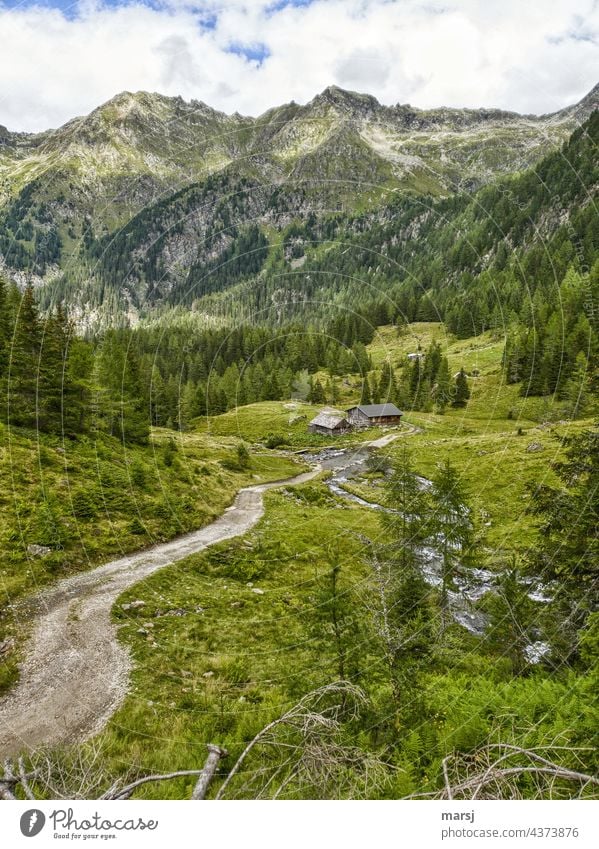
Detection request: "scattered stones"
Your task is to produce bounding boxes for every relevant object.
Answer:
[230,601,243,608]
[121,600,146,611]
[27,544,51,558]
[0,638,15,657]
[526,442,544,453]
[152,606,203,618]
[251,587,265,595]
[202,671,214,678]
[136,628,148,636]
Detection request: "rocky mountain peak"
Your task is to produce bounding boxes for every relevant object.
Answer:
[309,85,381,116]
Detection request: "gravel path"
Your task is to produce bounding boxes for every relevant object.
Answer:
[0,467,319,757]
[367,422,421,448]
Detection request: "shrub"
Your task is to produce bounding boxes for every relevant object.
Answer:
[128,517,146,535]
[162,439,177,467]
[130,461,147,488]
[236,442,251,469]
[264,433,289,449]
[71,489,97,519]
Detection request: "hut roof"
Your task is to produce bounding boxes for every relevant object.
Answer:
[349,403,403,417]
[309,412,347,429]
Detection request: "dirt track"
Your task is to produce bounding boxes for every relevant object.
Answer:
[0,467,318,757]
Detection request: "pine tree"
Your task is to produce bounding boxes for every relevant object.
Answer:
[119,346,150,444]
[379,360,397,404]
[529,423,599,662]
[8,284,42,429]
[64,337,92,434]
[433,356,452,411]
[0,273,10,380]
[38,306,71,434]
[483,560,535,676]
[370,373,380,404]
[429,458,474,632]
[561,351,590,418]
[94,332,149,444]
[179,380,200,430]
[409,356,424,408]
[311,549,359,681]
[452,368,471,408]
[308,378,326,405]
[360,376,372,405]
[373,448,433,708]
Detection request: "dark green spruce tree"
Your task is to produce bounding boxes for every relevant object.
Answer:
[371,448,432,714]
[529,423,599,664]
[452,368,471,408]
[429,458,474,633]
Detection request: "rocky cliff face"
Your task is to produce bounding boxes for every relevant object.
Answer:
[0,83,596,319]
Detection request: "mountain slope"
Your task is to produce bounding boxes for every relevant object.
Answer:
[0,83,597,318]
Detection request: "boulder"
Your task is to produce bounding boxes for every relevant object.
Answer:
[526,442,544,453]
[121,600,146,611]
[27,544,52,558]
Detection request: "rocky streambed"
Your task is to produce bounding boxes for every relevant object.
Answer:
[301,445,550,659]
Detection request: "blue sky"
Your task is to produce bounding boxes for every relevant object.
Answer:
[0,0,597,132]
[0,0,314,11]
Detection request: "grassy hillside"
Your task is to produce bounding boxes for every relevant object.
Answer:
[359,322,594,552]
[0,425,301,693]
[196,400,384,447]
[83,319,596,797]
[195,321,594,557]
[3,321,597,798]
[82,468,595,798]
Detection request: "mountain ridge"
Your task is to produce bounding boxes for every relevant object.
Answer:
[2,81,599,139]
[0,83,597,319]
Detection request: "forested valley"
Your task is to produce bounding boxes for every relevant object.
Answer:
[0,95,597,802]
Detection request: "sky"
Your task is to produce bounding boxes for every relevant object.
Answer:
[0,0,597,132]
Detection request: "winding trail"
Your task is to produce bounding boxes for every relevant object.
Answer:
[0,467,319,757]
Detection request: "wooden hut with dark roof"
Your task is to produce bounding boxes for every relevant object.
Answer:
[346,403,403,428]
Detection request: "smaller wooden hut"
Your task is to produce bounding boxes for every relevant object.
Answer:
[308,412,349,436]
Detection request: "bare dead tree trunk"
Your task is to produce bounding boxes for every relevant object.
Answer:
[0,782,16,801]
[191,744,228,800]
[0,760,17,801]
[0,685,374,801]
[215,682,367,800]
[407,743,599,800]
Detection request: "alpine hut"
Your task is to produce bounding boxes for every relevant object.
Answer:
[308,411,349,436]
[346,403,403,428]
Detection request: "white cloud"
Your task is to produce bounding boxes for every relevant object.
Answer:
[0,0,596,132]
[334,47,393,89]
